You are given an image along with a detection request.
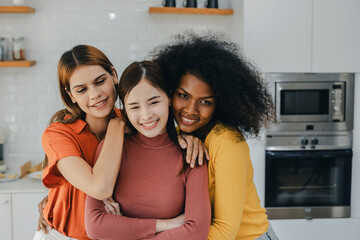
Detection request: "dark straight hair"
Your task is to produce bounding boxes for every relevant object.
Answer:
[118,61,187,173]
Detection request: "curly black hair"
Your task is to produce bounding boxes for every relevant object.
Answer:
[152,32,275,138]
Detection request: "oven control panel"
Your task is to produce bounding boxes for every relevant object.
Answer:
[300,137,319,149]
[266,131,352,151]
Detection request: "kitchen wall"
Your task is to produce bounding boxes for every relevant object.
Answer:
[2,1,360,239]
[0,0,243,171]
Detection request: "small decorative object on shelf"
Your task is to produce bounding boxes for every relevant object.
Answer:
[163,0,176,7]
[205,0,218,8]
[12,36,25,60]
[0,128,4,171]
[12,0,25,6]
[0,37,6,61]
[183,0,197,8]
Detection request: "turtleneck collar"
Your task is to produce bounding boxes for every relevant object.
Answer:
[132,131,174,149]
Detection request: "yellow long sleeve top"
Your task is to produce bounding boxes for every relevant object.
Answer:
[205,123,269,240]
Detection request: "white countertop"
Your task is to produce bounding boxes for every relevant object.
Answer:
[0,177,47,193]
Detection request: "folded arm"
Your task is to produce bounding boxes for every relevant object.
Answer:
[153,164,211,240]
[85,164,210,240]
[45,118,125,200]
[85,195,157,239]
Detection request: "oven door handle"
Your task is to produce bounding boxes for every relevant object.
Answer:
[266,149,352,159]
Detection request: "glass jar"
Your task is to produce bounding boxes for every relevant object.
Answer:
[0,37,6,61]
[12,36,26,61]
[0,143,3,167]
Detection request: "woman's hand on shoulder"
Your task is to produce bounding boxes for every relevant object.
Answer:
[106,118,126,137]
[108,118,125,129]
[177,134,210,168]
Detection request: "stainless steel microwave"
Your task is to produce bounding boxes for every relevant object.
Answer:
[266,73,354,132]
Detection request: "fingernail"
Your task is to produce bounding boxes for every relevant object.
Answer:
[187,158,190,163]
[199,161,203,165]
[191,163,194,168]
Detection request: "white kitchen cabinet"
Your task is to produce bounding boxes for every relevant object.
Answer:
[0,193,12,240]
[12,192,47,240]
[244,0,313,72]
[0,178,47,240]
[244,0,360,73]
[270,218,360,240]
[312,0,360,72]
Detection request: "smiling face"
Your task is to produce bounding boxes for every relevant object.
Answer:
[124,78,170,138]
[172,73,216,134]
[67,65,118,123]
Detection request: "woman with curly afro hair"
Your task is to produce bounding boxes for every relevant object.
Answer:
[152,33,278,240]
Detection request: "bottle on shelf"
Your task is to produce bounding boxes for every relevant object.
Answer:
[0,37,6,61]
[12,36,26,61]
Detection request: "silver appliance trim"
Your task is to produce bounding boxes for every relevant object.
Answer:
[265,131,352,151]
[266,206,350,219]
[266,73,354,132]
[266,145,351,151]
[266,72,354,83]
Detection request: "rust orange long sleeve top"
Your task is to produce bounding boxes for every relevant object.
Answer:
[85,132,211,240]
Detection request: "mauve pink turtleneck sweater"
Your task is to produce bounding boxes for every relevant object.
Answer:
[84,132,210,240]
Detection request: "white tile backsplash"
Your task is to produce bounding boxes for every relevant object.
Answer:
[0,0,243,171]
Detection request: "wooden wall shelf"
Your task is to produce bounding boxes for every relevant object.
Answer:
[0,6,35,13]
[149,7,233,15]
[0,61,36,67]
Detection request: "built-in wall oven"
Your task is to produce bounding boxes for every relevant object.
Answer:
[265,73,354,219]
[266,149,352,217]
